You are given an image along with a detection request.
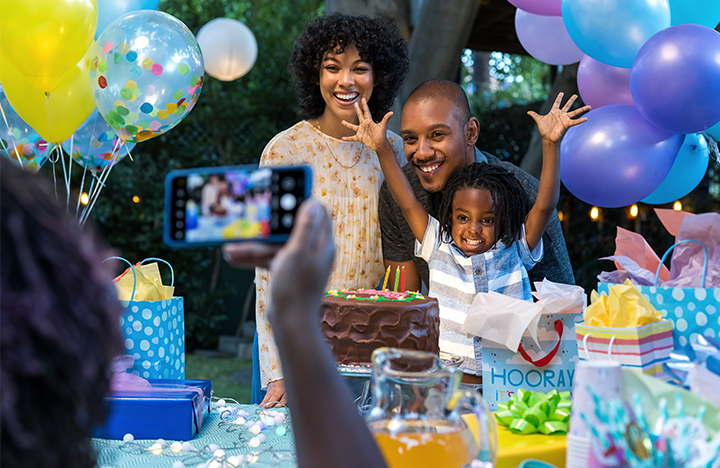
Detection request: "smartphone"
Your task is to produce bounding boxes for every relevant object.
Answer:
[164,164,312,248]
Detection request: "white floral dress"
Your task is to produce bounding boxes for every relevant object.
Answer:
[255,120,404,388]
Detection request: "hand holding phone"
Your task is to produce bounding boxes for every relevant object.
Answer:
[164,164,312,248]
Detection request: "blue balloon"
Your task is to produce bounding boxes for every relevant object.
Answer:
[669,0,720,28]
[95,0,161,39]
[560,105,683,208]
[642,134,710,204]
[561,0,671,68]
[707,120,720,141]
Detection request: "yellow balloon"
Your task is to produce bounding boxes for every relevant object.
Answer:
[2,49,96,143]
[0,0,97,93]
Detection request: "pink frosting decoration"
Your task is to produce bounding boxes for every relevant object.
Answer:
[350,289,407,299]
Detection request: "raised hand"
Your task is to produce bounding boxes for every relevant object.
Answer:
[528,93,590,144]
[341,98,393,152]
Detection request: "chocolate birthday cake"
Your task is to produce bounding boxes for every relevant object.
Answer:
[320,289,440,365]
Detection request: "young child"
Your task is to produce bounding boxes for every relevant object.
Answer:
[343,92,590,376]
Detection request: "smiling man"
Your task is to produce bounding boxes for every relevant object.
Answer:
[379,79,574,294]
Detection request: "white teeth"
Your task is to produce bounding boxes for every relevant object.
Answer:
[465,239,481,246]
[420,164,440,173]
[335,93,358,101]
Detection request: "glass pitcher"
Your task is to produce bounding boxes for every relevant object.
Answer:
[367,347,497,468]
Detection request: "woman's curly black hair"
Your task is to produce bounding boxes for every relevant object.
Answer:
[439,162,531,249]
[1,158,123,468]
[290,13,409,119]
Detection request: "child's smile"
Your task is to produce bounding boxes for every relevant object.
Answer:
[451,188,497,257]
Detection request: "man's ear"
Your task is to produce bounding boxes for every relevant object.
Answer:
[466,116,480,146]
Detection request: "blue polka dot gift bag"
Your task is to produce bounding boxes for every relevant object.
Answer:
[109,257,185,379]
[598,240,720,351]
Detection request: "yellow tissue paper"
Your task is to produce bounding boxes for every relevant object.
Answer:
[114,262,174,301]
[583,279,662,327]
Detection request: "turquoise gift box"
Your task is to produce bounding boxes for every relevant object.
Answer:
[94,379,211,440]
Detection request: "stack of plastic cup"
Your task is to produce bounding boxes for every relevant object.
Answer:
[566,360,623,468]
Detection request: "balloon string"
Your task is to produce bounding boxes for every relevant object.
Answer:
[124,141,134,161]
[80,161,116,228]
[79,138,122,228]
[700,132,719,165]
[50,146,60,201]
[79,167,106,224]
[59,146,70,212]
[76,163,88,220]
[0,99,23,167]
[79,176,96,223]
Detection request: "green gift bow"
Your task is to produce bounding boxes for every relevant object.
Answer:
[495,388,572,435]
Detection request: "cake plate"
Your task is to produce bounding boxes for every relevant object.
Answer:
[336,352,464,377]
[337,352,465,410]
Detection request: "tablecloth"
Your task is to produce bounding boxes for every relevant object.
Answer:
[93,403,296,468]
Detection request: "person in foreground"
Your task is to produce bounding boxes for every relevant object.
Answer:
[379,80,577,296]
[0,158,123,468]
[343,92,590,379]
[253,13,409,407]
[225,200,389,468]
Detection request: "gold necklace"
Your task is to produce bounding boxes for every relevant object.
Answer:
[313,119,362,169]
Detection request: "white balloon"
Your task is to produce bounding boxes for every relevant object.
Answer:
[197,18,257,81]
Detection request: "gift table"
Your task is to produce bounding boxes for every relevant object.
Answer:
[94,401,570,468]
[93,404,297,468]
[496,426,566,468]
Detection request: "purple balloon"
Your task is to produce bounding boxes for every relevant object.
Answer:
[631,24,720,134]
[515,9,584,65]
[577,55,633,108]
[561,105,683,208]
[509,0,561,16]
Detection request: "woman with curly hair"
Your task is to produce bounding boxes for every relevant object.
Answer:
[0,158,123,468]
[253,13,409,406]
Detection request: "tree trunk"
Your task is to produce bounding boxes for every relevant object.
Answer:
[519,63,580,179]
[325,0,412,40]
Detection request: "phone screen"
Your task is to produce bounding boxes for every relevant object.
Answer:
[165,165,310,246]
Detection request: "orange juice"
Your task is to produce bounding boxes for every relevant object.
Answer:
[371,420,476,468]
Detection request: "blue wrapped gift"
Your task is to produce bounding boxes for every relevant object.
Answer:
[94,379,211,440]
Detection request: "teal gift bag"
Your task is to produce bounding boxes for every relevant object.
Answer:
[482,312,581,411]
[108,257,185,379]
[598,240,720,350]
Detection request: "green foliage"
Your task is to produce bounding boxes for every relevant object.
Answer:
[463,51,552,112]
[186,354,252,403]
[72,0,324,350]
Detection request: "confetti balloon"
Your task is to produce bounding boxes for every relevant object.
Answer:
[62,109,135,173]
[89,10,204,143]
[0,86,53,172]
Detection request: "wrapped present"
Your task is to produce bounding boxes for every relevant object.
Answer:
[598,212,720,350]
[464,412,567,468]
[578,281,671,377]
[94,378,211,440]
[463,280,585,411]
[111,257,185,379]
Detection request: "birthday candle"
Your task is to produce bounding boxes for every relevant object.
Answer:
[393,266,400,292]
[382,266,390,290]
[400,266,405,292]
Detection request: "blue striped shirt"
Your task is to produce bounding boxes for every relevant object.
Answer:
[415,215,543,375]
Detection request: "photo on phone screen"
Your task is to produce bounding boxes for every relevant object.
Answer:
[164,165,312,247]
